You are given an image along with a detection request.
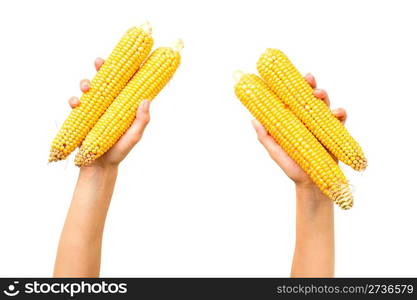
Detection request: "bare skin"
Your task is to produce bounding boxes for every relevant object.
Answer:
[54,58,151,277]
[54,59,344,277]
[252,73,347,277]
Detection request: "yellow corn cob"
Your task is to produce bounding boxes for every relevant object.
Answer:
[49,25,154,162]
[257,49,367,171]
[75,42,182,166]
[235,72,353,209]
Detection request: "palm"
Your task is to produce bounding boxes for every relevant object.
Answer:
[69,57,150,168]
[253,73,346,185]
[90,120,147,167]
[273,148,311,182]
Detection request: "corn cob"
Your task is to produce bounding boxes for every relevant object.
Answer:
[234,72,353,209]
[257,49,367,171]
[49,25,154,162]
[75,42,182,166]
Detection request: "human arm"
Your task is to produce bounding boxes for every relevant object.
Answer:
[53,58,151,277]
[252,74,347,277]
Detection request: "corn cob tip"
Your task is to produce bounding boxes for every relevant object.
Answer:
[74,149,93,167]
[49,149,63,162]
[233,70,244,83]
[329,183,353,210]
[171,39,184,52]
[357,157,368,171]
[348,156,367,171]
[139,21,152,34]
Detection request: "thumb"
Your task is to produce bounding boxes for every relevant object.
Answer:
[125,100,151,145]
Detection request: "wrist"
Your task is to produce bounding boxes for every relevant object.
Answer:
[79,163,118,179]
[295,182,323,199]
[295,182,333,215]
[295,180,317,191]
[75,163,118,208]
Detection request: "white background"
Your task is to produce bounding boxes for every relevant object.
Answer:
[0,0,416,277]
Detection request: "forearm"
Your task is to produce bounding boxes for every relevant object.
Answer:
[291,183,334,277]
[54,165,118,277]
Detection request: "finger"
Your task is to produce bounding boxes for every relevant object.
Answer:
[68,96,80,109]
[252,119,282,153]
[94,57,105,71]
[252,119,267,137]
[125,100,151,145]
[313,89,330,107]
[80,79,90,93]
[332,107,347,124]
[252,119,292,167]
[136,100,151,128]
[304,73,317,89]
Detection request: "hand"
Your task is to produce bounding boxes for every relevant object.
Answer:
[252,73,347,186]
[69,58,151,169]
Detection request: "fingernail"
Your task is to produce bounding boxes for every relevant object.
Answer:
[69,96,79,108]
[142,100,150,112]
[251,119,259,131]
[313,89,322,96]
